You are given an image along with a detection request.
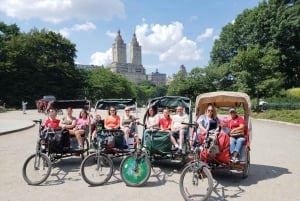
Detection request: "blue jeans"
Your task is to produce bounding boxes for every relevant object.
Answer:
[230,136,246,155]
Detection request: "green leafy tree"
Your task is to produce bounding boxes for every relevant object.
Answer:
[85,68,135,102]
[230,45,283,108]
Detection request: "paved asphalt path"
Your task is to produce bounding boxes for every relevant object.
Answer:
[0,109,299,201]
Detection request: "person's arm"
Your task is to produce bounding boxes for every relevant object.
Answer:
[230,117,245,134]
[115,115,121,129]
[197,115,207,133]
[104,116,110,129]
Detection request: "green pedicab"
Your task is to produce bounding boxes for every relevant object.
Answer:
[120,96,192,187]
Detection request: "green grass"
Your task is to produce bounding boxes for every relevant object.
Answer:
[251,109,300,124]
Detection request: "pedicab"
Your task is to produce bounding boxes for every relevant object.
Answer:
[179,91,252,201]
[119,96,193,187]
[80,98,142,186]
[22,100,91,185]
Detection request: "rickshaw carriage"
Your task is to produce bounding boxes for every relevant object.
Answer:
[93,98,139,153]
[178,91,252,201]
[142,96,193,163]
[194,91,252,177]
[80,98,141,186]
[22,99,91,185]
[118,96,194,188]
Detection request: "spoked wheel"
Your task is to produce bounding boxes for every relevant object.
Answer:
[120,154,151,187]
[80,153,114,186]
[242,148,250,178]
[81,138,89,160]
[22,153,52,185]
[179,163,213,201]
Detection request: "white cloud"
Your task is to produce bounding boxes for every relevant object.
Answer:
[0,0,125,23]
[88,21,204,68]
[105,30,117,39]
[159,37,203,64]
[135,21,203,63]
[90,48,112,66]
[196,28,214,42]
[59,22,96,37]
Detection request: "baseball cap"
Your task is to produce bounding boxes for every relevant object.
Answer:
[229,108,236,113]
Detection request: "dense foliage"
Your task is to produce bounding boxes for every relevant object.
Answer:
[0,0,299,109]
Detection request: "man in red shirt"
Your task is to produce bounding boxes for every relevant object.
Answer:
[228,108,246,163]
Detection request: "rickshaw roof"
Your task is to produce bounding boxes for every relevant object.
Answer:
[195,91,251,117]
[94,98,137,110]
[147,96,191,111]
[51,100,90,110]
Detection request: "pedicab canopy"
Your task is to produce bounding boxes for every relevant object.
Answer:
[195,91,251,123]
[146,96,192,114]
[50,100,91,111]
[94,98,137,110]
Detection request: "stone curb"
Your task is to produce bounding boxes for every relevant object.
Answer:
[0,122,35,135]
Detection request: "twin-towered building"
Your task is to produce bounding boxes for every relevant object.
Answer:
[110,30,147,83]
[77,30,169,85]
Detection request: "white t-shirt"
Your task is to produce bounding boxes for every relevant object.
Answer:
[146,114,160,129]
[172,113,188,130]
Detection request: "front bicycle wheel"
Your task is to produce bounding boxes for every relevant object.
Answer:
[22,153,52,185]
[179,163,213,201]
[80,153,114,186]
[120,155,151,187]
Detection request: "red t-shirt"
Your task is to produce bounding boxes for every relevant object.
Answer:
[44,119,60,129]
[159,117,172,130]
[228,116,245,129]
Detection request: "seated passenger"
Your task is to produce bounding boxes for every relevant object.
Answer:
[228,108,246,163]
[159,108,172,131]
[120,107,136,145]
[59,107,76,131]
[219,116,230,135]
[143,106,160,144]
[145,106,160,130]
[73,109,90,150]
[41,109,60,150]
[104,106,121,129]
[197,104,219,135]
[170,106,189,154]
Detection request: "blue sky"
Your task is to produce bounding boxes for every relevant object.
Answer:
[0,0,262,76]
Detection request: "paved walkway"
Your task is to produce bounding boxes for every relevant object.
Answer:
[0,110,38,135]
[0,119,35,135]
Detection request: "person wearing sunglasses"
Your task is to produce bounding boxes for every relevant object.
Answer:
[120,107,136,145]
[104,106,121,130]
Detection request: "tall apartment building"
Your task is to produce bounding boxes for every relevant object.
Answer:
[110,30,146,83]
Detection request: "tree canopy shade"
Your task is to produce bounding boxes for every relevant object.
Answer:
[210,0,300,89]
[0,24,80,107]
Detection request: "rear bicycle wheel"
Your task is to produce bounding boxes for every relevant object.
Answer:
[179,163,213,201]
[80,153,114,186]
[120,154,151,187]
[22,153,52,185]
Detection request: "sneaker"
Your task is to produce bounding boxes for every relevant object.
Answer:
[171,147,179,152]
[234,158,240,163]
[176,149,182,154]
[230,157,236,163]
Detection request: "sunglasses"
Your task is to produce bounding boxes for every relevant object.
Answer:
[125,110,130,111]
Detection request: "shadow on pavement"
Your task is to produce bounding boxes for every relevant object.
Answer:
[208,163,291,200]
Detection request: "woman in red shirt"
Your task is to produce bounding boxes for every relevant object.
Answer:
[228,108,246,163]
[159,108,172,131]
[43,110,60,129]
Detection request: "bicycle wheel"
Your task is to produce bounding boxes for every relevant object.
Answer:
[80,153,114,186]
[179,163,213,201]
[22,153,52,185]
[120,155,151,187]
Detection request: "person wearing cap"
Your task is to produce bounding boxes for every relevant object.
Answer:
[228,108,246,163]
[43,109,60,129]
